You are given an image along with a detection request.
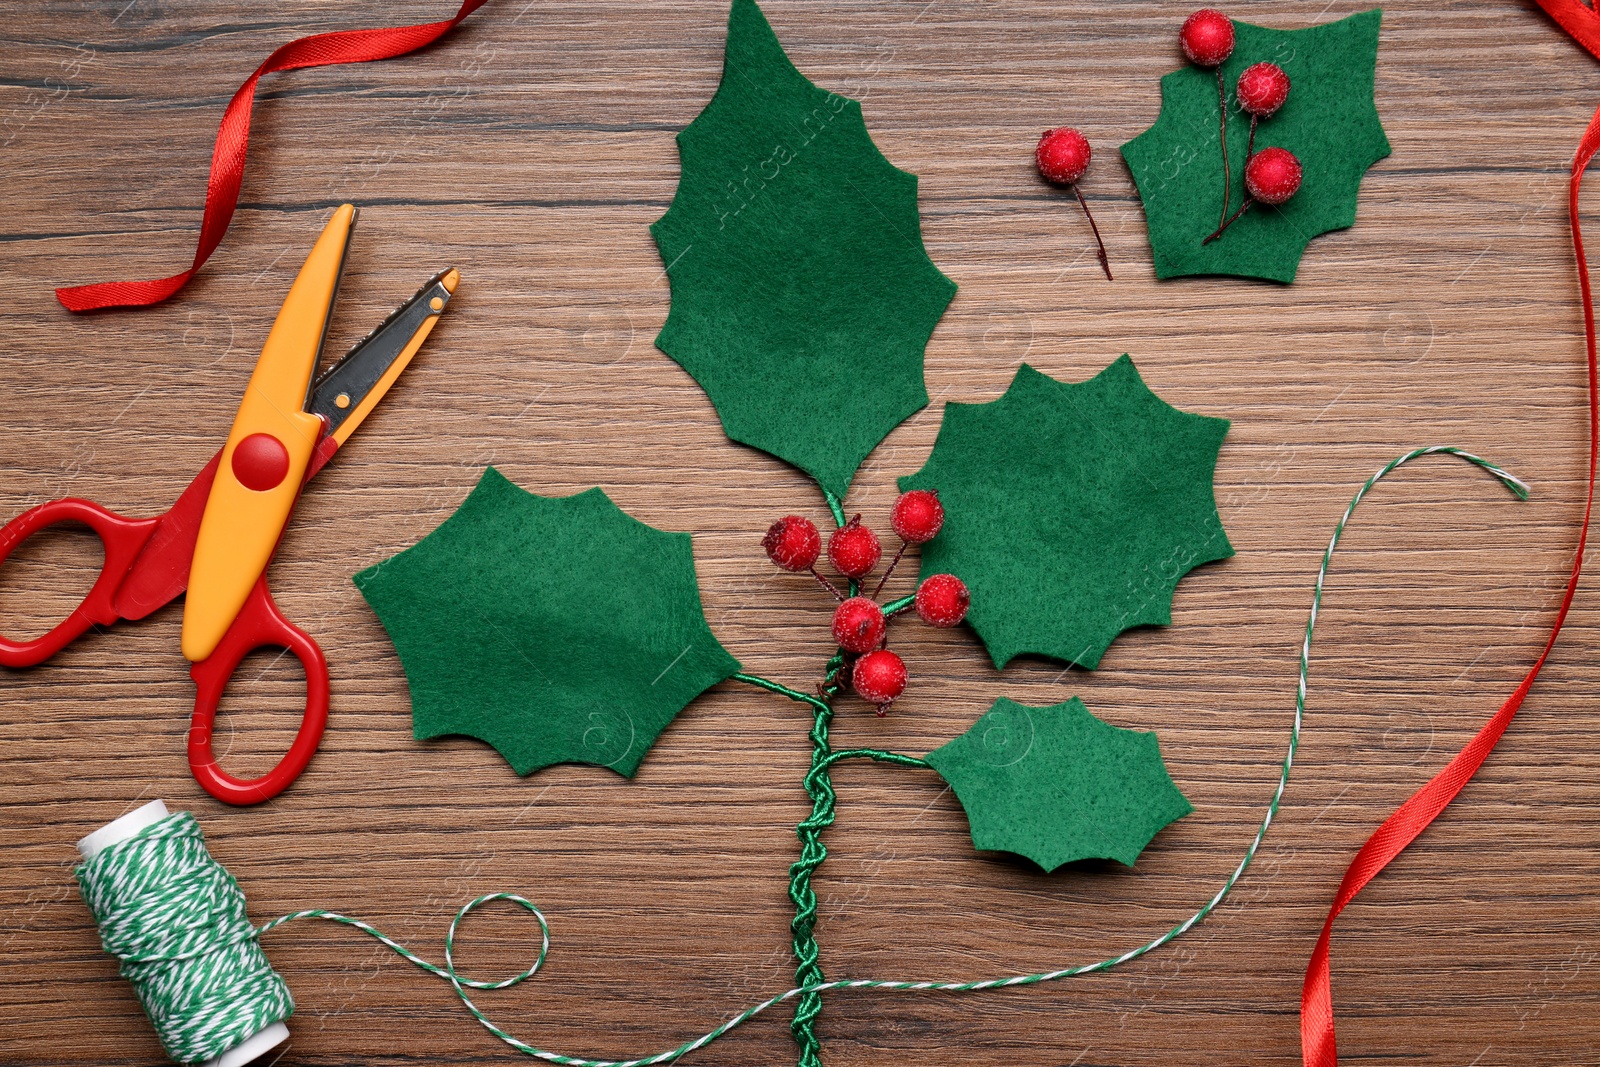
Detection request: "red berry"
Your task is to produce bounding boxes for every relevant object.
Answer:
[1236,62,1289,117]
[1035,127,1091,186]
[832,596,886,653]
[852,649,907,710]
[891,489,945,544]
[1245,147,1302,205]
[914,574,970,628]
[763,515,821,572]
[1180,9,1234,68]
[828,515,881,579]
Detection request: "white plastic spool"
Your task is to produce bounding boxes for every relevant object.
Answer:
[77,800,291,1067]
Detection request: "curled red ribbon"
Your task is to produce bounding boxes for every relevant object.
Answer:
[56,0,486,312]
[1300,4,1600,1063]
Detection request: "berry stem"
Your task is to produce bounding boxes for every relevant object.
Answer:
[1203,197,1255,245]
[1216,67,1231,231]
[809,568,844,602]
[1072,183,1113,281]
[1202,115,1262,246]
[871,541,907,598]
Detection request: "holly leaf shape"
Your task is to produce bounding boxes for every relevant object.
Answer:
[353,467,740,777]
[899,355,1231,669]
[925,698,1192,870]
[1120,10,1391,283]
[651,0,957,500]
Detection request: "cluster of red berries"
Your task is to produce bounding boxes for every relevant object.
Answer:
[1180,9,1303,244]
[763,490,970,715]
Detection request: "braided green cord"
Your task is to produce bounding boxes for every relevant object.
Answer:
[83,447,1527,1067]
[788,695,833,1066]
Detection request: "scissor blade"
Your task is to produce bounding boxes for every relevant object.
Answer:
[307,268,459,445]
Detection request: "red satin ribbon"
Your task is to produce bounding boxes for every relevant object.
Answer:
[56,0,486,312]
[1300,6,1600,1063]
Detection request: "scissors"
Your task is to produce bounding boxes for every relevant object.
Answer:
[0,204,458,805]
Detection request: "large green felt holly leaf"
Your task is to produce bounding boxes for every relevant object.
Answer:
[1120,10,1391,282]
[899,355,1231,669]
[925,698,1192,870]
[353,468,740,777]
[651,0,957,500]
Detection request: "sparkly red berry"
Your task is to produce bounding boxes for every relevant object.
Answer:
[832,597,886,654]
[1180,9,1234,67]
[914,574,970,628]
[1245,146,1302,205]
[1236,62,1290,117]
[1035,127,1091,186]
[891,489,945,544]
[828,515,881,579]
[852,649,907,711]
[1035,128,1113,280]
[763,515,821,572]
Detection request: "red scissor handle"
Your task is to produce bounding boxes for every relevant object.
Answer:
[187,576,330,805]
[0,498,159,668]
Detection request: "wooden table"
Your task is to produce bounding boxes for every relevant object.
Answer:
[3,2,1599,1064]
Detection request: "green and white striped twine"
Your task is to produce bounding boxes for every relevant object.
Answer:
[75,446,1527,1067]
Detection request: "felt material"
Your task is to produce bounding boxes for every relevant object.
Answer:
[925,697,1193,870]
[1120,10,1391,283]
[353,468,740,777]
[651,0,957,500]
[899,355,1232,670]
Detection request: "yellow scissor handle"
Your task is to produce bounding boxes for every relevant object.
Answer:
[181,204,355,663]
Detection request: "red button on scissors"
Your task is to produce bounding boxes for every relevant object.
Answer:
[0,205,458,805]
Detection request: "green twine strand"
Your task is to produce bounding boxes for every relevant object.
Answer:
[76,447,1525,1067]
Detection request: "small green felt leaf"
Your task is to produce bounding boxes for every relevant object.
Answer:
[899,355,1231,669]
[353,468,740,777]
[651,0,957,499]
[925,697,1192,870]
[1120,10,1391,282]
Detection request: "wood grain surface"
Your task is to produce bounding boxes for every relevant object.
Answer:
[4,2,1600,1064]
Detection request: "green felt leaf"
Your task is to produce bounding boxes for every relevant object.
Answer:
[353,468,740,777]
[651,0,957,499]
[925,697,1192,870]
[899,355,1231,669]
[1120,10,1391,283]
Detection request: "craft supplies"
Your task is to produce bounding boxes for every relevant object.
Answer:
[74,452,1527,1067]
[0,206,459,804]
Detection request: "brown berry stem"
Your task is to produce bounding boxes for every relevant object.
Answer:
[1216,67,1231,230]
[809,567,844,601]
[1071,183,1113,281]
[871,541,907,599]
[1203,115,1261,246]
[1203,197,1255,244]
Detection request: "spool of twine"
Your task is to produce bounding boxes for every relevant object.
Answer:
[74,801,292,1067]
